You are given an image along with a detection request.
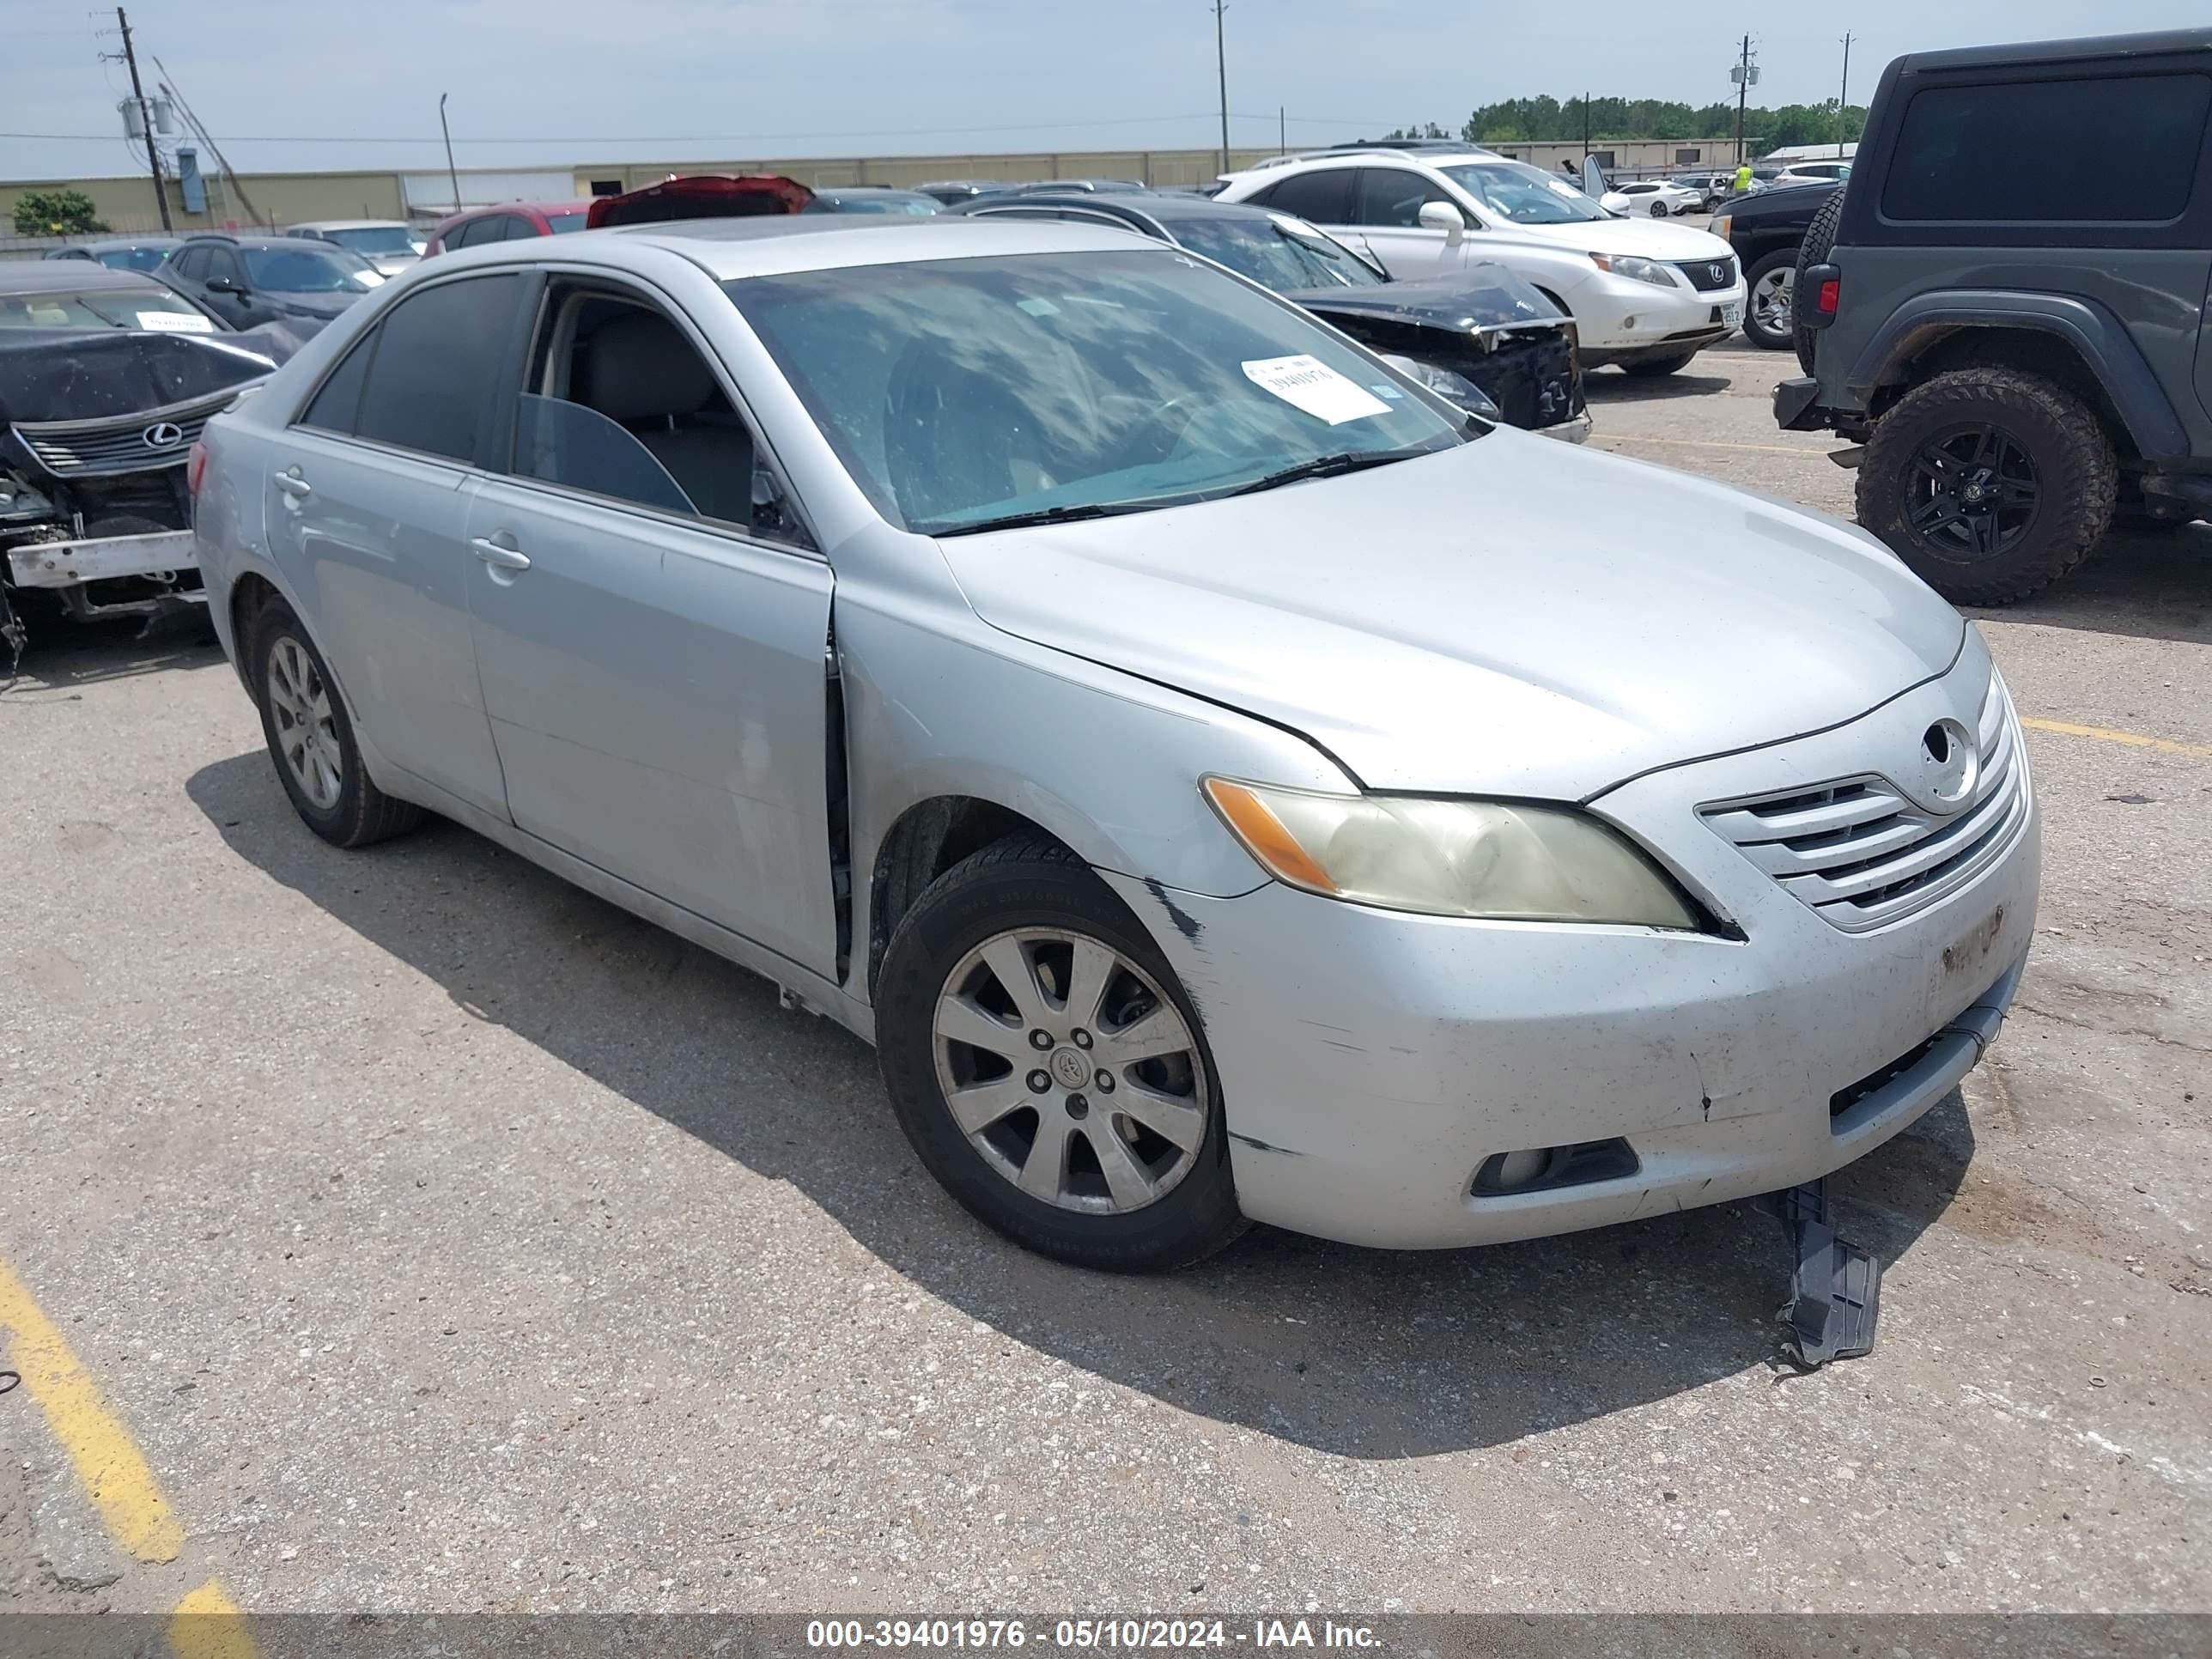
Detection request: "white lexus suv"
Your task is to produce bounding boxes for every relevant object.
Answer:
[1217,146,1747,377]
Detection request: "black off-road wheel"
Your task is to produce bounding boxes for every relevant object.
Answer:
[1856,368,2117,605]
[1792,188,1845,374]
[876,836,1246,1273]
[249,599,424,848]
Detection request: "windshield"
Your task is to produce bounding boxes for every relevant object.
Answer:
[323,226,418,257]
[546,211,589,233]
[1171,216,1385,293]
[244,247,382,293]
[0,285,216,331]
[96,246,173,273]
[1440,161,1611,225]
[726,248,1465,535]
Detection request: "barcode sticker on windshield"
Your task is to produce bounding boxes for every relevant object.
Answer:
[1242,355,1391,425]
[137,311,215,333]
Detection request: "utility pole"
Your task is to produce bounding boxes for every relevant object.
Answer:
[1838,33,1854,148]
[1733,34,1755,167]
[1279,104,1285,156]
[1212,1,1230,176]
[439,93,461,214]
[1581,90,1589,165]
[113,8,171,230]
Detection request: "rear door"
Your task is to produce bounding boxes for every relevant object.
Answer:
[1248,166,1365,258]
[262,271,523,817]
[460,273,840,976]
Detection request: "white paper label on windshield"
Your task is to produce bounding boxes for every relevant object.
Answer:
[1241,354,1391,425]
[137,311,215,333]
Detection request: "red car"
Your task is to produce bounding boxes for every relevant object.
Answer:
[583,175,812,228]
[422,200,592,256]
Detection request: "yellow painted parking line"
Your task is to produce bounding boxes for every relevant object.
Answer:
[2021,717,2212,760]
[0,1257,184,1563]
[171,1579,259,1659]
[1599,434,1829,458]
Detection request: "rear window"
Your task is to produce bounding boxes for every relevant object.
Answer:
[545,211,588,234]
[1883,73,2212,222]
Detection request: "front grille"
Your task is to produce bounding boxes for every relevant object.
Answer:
[1467,326,1581,431]
[1699,677,2029,933]
[1674,256,1737,292]
[11,388,230,479]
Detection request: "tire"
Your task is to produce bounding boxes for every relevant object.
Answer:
[1648,199,1668,217]
[1740,248,1797,350]
[1622,350,1698,378]
[1791,188,1846,374]
[876,835,1246,1272]
[249,599,423,848]
[1856,368,2118,605]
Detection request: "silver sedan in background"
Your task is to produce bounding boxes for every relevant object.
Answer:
[190,217,2038,1270]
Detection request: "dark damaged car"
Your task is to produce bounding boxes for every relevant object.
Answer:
[953,190,1587,437]
[0,264,302,660]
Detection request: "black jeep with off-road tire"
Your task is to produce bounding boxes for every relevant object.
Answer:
[1775,27,2212,604]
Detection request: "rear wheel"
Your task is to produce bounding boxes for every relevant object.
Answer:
[1648,199,1668,217]
[876,836,1245,1272]
[1622,350,1698,378]
[1856,368,2117,605]
[1740,249,1796,350]
[250,599,424,848]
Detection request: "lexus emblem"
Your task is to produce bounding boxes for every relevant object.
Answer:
[1707,263,1729,286]
[1915,719,1979,811]
[142,421,185,450]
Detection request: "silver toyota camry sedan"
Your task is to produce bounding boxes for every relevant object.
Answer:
[190,217,2039,1271]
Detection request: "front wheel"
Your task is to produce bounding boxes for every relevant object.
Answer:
[876,836,1245,1272]
[1739,249,1796,350]
[1648,199,1668,217]
[1856,368,2117,605]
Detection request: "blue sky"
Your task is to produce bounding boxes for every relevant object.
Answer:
[6,1,2206,180]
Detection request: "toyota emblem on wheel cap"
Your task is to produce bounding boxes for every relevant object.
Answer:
[142,421,185,450]
[1915,719,1978,810]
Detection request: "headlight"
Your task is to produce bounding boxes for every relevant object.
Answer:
[1589,252,1679,289]
[1711,214,1733,239]
[1377,353,1501,422]
[1201,778,1699,928]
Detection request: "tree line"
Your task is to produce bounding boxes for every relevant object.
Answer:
[1385,95,1867,150]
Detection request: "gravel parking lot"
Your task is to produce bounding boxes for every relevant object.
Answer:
[3,336,2208,1617]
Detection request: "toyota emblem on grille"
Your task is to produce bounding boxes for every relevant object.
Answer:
[142,421,185,450]
[1916,719,1979,810]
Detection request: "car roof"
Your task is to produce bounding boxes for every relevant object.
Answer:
[0,261,182,295]
[514,215,1156,280]
[64,234,185,250]
[289,219,410,231]
[179,233,341,252]
[963,189,1281,229]
[1894,26,2210,74]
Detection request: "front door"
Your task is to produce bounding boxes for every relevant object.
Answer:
[462,281,840,977]
[1348,167,1466,280]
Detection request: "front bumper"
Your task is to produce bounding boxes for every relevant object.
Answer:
[7,530,200,592]
[1105,651,2039,1249]
[1574,275,1746,358]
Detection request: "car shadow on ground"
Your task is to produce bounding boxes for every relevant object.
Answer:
[1,611,223,696]
[1580,368,1735,403]
[1965,524,2212,647]
[187,750,1969,1459]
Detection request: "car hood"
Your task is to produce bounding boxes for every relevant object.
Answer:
[276,291,362,319]
[1501,216,1734,260]
[934,435,1965,799]
[1282,268,1564,333]
[0,325,295,426]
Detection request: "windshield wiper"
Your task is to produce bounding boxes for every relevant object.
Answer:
[1216,450,1415,499]
[925,501,1150,538]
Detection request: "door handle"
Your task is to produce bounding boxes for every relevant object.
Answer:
[274,471,311,499]
[470,535,532,572]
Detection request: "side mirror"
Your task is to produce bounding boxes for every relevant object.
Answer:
[1417,200,1466,244]
[204,276,240,295]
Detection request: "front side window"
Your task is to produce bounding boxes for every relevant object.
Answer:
[1353,168,1455,228]
[98,247,171,273]
[244,246,382,294]
[1439,161,1610,225]
[727,247,1468,536]
[1170,216,1384,292]
[1883,73,2209,222]
[506,288,805,543]
[344,273,521,461]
